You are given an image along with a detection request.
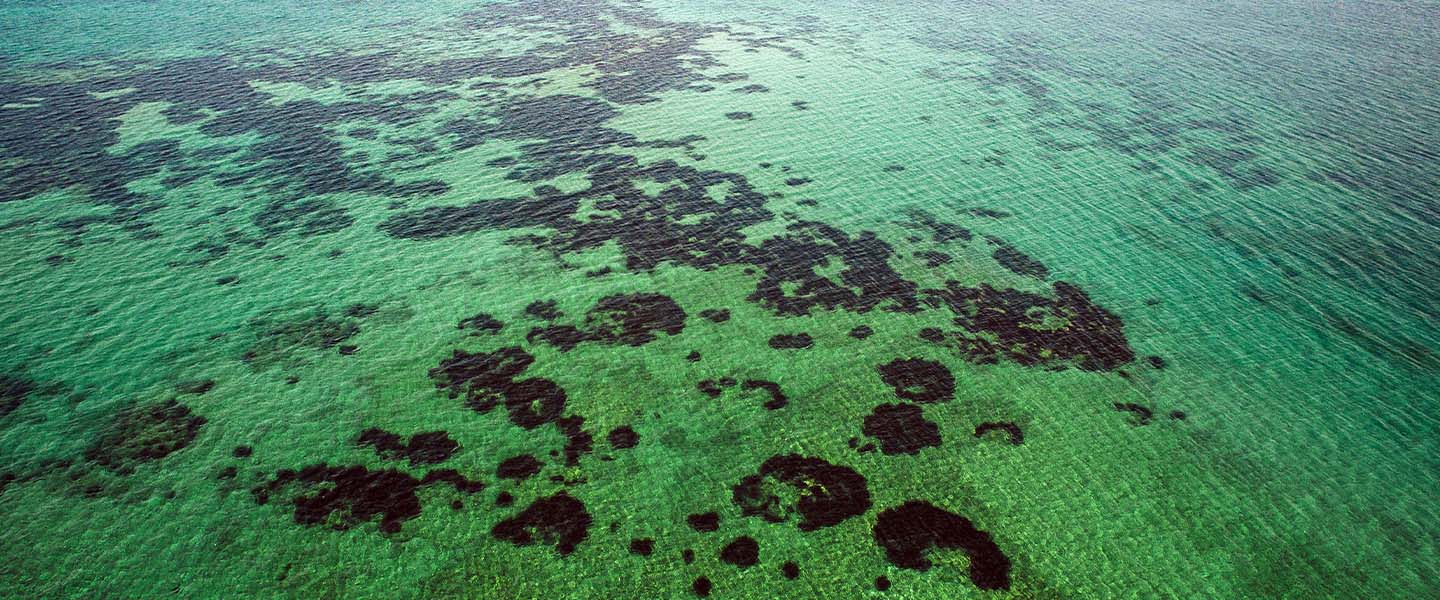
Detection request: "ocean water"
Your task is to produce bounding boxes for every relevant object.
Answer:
[0,0,1437,597]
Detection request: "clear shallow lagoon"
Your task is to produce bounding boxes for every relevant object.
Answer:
[0,0,1437,597]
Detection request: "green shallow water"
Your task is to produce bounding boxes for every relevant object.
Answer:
[0,0,1437,597]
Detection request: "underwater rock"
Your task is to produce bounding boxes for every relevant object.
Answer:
[525,299,563,320]
[741,379,788,410]
[720,536,760,567]
[862,404,941,455]
[457,312,504,335]
[0,374,34,417]
[877,358,954,403]
[496,454,543,480]
[873,500,1011,590]
[687,512,721,532]
[732,454,871,531]
[356,428,459,466]
[1113,403,1154,426]
[921,281,1134,371]
[252,464,482,534]
[607,425,639,449]
[768,333,814,350]
[973,422,1023,445]
[491,491,593,555]
[84,400,206,475]
[529,293,686,351]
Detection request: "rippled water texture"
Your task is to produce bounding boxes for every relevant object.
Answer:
[1,0,1437,597]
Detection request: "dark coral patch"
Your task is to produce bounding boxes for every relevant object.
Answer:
[457,312,504,335]
[687,512,721,532]
[1114,403,1154,426]
[503,378,568,429]
[781,561,800,579]
[528,293,686,351]
[725,112,753,120]
[492,491,593,556]
[768,333,814,350]
[174,379,215,395]
[784,177,812,187]
[525,300,564,320]
[720,535,760,568]
[698,380,723,398]
[84,400,206,475]
[692,576,713,596]
[873,501,1011,590]
[252,464,482,534]
[686,350,702,362]
[607,425,639,449]
[862,404,941,455]
[849,325,874,340]
[431,346,535,412]
[921,282,1134,371]
[733,454,871,531]
[973,422,1023,445]
[741,379,789,410]
[232,445,253,458]
[698,309,731,323]
[1147,355,1167,369]
[877,358,954,403]
[988,237,1049,279]
[630,538,655,556]
[0,374,34,417]
[356,428,459,466]
[496,454,543,480]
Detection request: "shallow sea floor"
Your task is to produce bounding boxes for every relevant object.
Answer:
[0,0,1437,597]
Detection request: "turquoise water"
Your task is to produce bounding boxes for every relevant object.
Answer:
[0,0,1437,597]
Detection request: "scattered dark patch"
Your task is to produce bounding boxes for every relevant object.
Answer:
[630,538,655,556]
[525,300,563,320]
[232,445,253,458]
[338,344,358,355]
[607,425,639,449]
[720,535,760,568]
[768,333,814,350]
[215,275,239,286]
[781,561,800,579]
[496,454,544,480]
[849,325,874,340]
[1147,355,1167,369]
[252,464,482,534]
[899,209,971,244]
[875,576,891,591]
[877,358,954,403]
[84,400,206,475]
[883,164,906,172]
[916,250,952,267]
[699,308,731,323]
[698,380,723,398]
[734,84,769,94]
[791,100,810,110]
[741,379,788,410]
[1114,403,1154,426]
[217,466,238,480]
[920,282,1135,371]
[733,454,871,531]
[692,576,712,597]
[688,512,721,532]
[725,112,754,121]
[458,312,505,335]
[784,177,812,187]
[491,491,592,556]
[528,293,686,351]
[343,303,380,319]
[686,350,702,362]
[862,403,941,455]
[242,308,360,367]
[356,428,460,466]
[682,548,696,564]
[174,379,215,395]
[1169,410,1187,420]
[873,500,1011,590]
[495,491,515,507]
[973,422,1023,445]
[988,237,1049,279]
[963,208,1011,219]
